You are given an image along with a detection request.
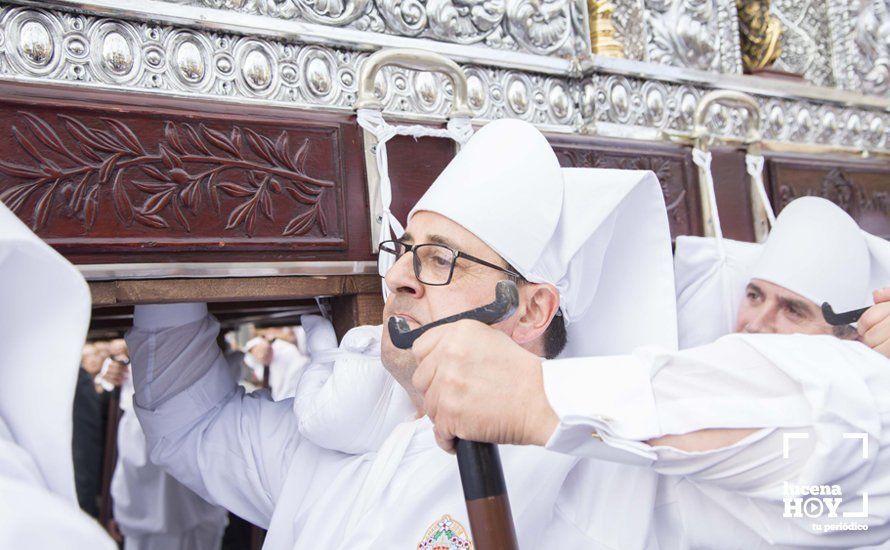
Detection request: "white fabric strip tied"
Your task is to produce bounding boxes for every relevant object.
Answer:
[745,153,777,226]
[691,147,733,330]
[356,108,474,298]
[691,148,780,333]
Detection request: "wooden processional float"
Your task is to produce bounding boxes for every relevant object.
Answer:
[0,0,888,545]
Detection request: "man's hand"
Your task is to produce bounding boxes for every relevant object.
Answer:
[104,358,129,388]
[411,319,559,453]
[859,288,890,359]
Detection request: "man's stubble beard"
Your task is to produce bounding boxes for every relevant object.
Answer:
[380,337,425,414]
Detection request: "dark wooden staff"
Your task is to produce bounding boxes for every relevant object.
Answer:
[389,280,520,550]
[98,384,122,532]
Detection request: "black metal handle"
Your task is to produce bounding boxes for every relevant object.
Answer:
[388,280,520,350]
[455,439,507,500]
[822,302,870,326]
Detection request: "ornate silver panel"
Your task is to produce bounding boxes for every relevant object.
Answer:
[644,0,741,73]
[771,0,837,87]
[610,0,743,73]
[586,73,890,151]
[160,0,589,57]
[0,3,887,151]
[610,0,647,61]
[0,6,575,124]
[848,0,890,96]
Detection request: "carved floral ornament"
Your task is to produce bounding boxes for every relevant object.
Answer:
[777,168,889,218]
[0,112,335,237]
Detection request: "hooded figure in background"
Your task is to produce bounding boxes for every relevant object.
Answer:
[125,119,680,548]
[676,196,890,348]
[0,202,115,549]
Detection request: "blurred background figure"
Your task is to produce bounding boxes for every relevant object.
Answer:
[111,338,230,550]
[73,343,110,519]
[243,329,309,401]
[73,341,128,522]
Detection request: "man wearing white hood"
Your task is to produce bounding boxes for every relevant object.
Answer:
[125,119,679,548]
[0,203,115,548]
[412,196,890,547]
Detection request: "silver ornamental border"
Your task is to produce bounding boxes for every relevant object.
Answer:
[0,0,887,155]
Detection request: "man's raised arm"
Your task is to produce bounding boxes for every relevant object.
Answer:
[126,303,302,528]
[413,324,890,545]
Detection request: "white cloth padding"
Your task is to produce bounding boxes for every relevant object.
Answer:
[675,236,763,348]
[676,147,773,348]
[293,316,415,454]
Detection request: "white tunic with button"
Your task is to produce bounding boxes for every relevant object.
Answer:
[128,303,660,550]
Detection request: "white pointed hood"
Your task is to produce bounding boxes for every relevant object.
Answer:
[0,201,91,501]
[410,119,677,356]
[751,196,890,312]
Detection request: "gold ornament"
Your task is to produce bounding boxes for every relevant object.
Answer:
[737,0,783,72]
[588,0,625,58]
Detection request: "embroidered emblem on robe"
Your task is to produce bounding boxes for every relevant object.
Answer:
[418,514,473,549]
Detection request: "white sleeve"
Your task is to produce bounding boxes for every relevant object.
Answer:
[542,336,812,460]
[543,334,890,546]
[126,304,302,528]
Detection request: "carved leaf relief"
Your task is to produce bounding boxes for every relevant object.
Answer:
[0,112,335,237]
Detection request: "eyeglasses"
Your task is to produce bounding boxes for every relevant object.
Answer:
[378,239,522,286]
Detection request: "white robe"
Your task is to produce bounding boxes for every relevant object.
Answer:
[126,304,660,549]
[0,417,115,549]
[0,202,115,549]
[543,333,890,548]
[112,377,229,550]
[293,316,416,454]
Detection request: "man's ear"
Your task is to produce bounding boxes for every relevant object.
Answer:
[511,283,560,346]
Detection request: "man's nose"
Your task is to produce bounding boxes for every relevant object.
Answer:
[744,307,775,334]
[384,251,424,297]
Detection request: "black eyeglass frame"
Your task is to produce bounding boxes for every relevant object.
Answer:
[378,239,523,286]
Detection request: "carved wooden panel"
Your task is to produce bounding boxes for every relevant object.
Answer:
[765,155,890,239]
[549,135,704,239]
[0,81,370,264]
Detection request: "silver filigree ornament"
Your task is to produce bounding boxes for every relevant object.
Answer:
[645,0,721,72]
[851,0,890,96]
[377,0,428,36]
[7,10,65,78]
[506,75,531,115]
[506,0,573,54]
[88,21,142,83]
[466,73,487,111]
[426,0,505,43]
[548,82,570,120]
